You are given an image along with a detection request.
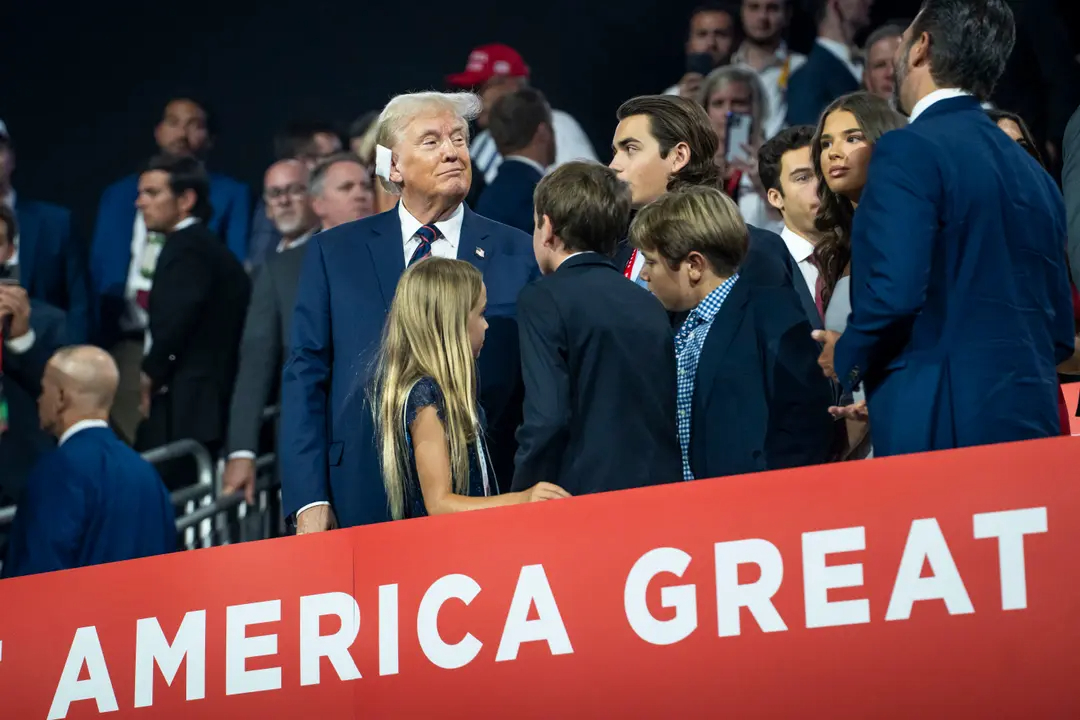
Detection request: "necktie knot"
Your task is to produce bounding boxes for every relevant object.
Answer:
[409,225,441,266]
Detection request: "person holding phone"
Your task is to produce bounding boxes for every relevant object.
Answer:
[664,3,739,99]
[698,65,783,234]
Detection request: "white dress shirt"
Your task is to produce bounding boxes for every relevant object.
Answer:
[815,37,863,83]
[59,419,111,446]
[3,189,19,269]
[908,89,973,123]
[275,227,316,254]
[780,226,819,297]
[471,109,597,185]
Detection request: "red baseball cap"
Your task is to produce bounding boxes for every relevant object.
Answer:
[446,44,530,88]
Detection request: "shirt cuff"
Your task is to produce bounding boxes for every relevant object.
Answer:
[228,451,256,460]
[296,501,330,518]
[5,328,36,354]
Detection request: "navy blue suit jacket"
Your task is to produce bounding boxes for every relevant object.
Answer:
[689,278,833,479]
[280,205,538,527]
[14,200,91,343]
[2,426,175,578]
[835,96,1074,455]
[0,300,66,507]
[785,43,862,127]
[89,172,250,346]
[475,158,543,235]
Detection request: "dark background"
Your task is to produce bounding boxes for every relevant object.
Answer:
[2,0,1077,241]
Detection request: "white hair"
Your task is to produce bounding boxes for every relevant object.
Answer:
[374,91,483,194]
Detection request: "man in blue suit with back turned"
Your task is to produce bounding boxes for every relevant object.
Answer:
[823,0,1074,455]
[282,91,538,533]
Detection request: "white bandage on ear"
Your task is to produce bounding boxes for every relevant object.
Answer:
[375,144,393,181]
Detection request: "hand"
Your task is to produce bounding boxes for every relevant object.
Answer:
[677,72,704,100]
[0,284,31,339]
[296,504,335,534]
[829,400,868,421]
[522,482,571,503]
[139,372,152,419]
[811,329,842,380]
[729,143,766,198]
[223,457,257,504]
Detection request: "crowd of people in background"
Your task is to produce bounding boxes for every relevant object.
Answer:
[1,0,1080,577]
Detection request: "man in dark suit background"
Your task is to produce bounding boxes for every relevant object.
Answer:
[135,155,251,490]
[785,0,870,126]
[0,120,91,343]
[3,345,175,578]
[1065,105,1080,289]
[513,162,681,495]
[630,186,833,479]
[282,91,537,533]
[475,88,555,234]
[829,0,1074,455]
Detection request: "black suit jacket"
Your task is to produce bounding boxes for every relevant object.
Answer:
[512,253,682,494]
[475,158,544,235]
[689,278,833,479]
[226,240,308,456]
[785,42,861,127]
[139,221,251,449]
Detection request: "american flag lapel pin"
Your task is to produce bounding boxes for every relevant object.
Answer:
[475,247,485,258]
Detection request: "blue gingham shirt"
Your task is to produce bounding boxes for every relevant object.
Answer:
[675,273,740,480]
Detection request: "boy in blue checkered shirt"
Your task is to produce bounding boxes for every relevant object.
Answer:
[629,186,833,480]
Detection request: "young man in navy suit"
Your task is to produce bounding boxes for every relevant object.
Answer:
[282,91,538,533]
[828,0,1074,455]
[2,345,175,578]
[785,0,870,126]
[0,120,91,343]
[512,162,681,494]
[631,186,833,480]
[475,88,555,234]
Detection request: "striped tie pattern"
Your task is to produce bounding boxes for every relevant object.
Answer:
[409,225,440,266]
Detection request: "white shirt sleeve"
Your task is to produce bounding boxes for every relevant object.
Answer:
[4,329,36,354]
[228,450,256,460]
[552,110,598,165]
[296,501,330,518]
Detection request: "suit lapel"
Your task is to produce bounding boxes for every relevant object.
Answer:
[789,265,822,330]
[693,278,751,404]
[458,206,489,274]
[366,209,406,310]
[14,203,39,292]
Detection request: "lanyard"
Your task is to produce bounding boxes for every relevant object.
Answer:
[623,248,639,279]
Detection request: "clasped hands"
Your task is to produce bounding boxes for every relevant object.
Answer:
[811,329,868,422]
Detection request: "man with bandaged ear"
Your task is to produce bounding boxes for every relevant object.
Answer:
[281,91,538,534]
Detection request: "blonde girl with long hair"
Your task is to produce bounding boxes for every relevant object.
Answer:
[371,257,570,520]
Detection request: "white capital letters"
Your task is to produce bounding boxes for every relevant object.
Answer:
[495,564,573,662]
[886,518,974,620]
[379,584,400,676]
[225,600,282,695]
[715,538,788,636]
[802,527,870,629]
[299,593,361,686]
[134,611,206,708]
[48,626,119,720]
[974,507,1048,611]
[417,574,482,669]
[624,547,697,645]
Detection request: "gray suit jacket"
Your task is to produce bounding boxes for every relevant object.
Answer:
[225,241,308,456]
[1066,105,1080,289]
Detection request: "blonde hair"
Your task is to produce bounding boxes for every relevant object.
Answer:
[629,186,748,276]
[373,91,483,194]
[371,257,484,520]
[698,65,771,144]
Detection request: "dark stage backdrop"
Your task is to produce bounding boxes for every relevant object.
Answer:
[0,0,1064,243]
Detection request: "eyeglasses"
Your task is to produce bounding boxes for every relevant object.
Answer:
[265,184,309,201]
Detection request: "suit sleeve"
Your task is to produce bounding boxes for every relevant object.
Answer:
[1048,191,1075,366]
[60,208,92,344]
[224,184,252,262]
[1064,108,1080,290]
[760,292,834,469]
[142,242,214,388]
[279,239,333,516]
[1,453,86,578]
[3,302,66,397]
[511,282,570,491]
[834,131,939,392]
[226,265,282,455]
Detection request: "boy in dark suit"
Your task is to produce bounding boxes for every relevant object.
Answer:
[3,345,175,578]
[630,186,832,480]
[512,162,681,494]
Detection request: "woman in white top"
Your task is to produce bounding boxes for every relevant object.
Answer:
[810,92,907,459]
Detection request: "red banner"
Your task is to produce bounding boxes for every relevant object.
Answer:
[1,436,1079,718]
